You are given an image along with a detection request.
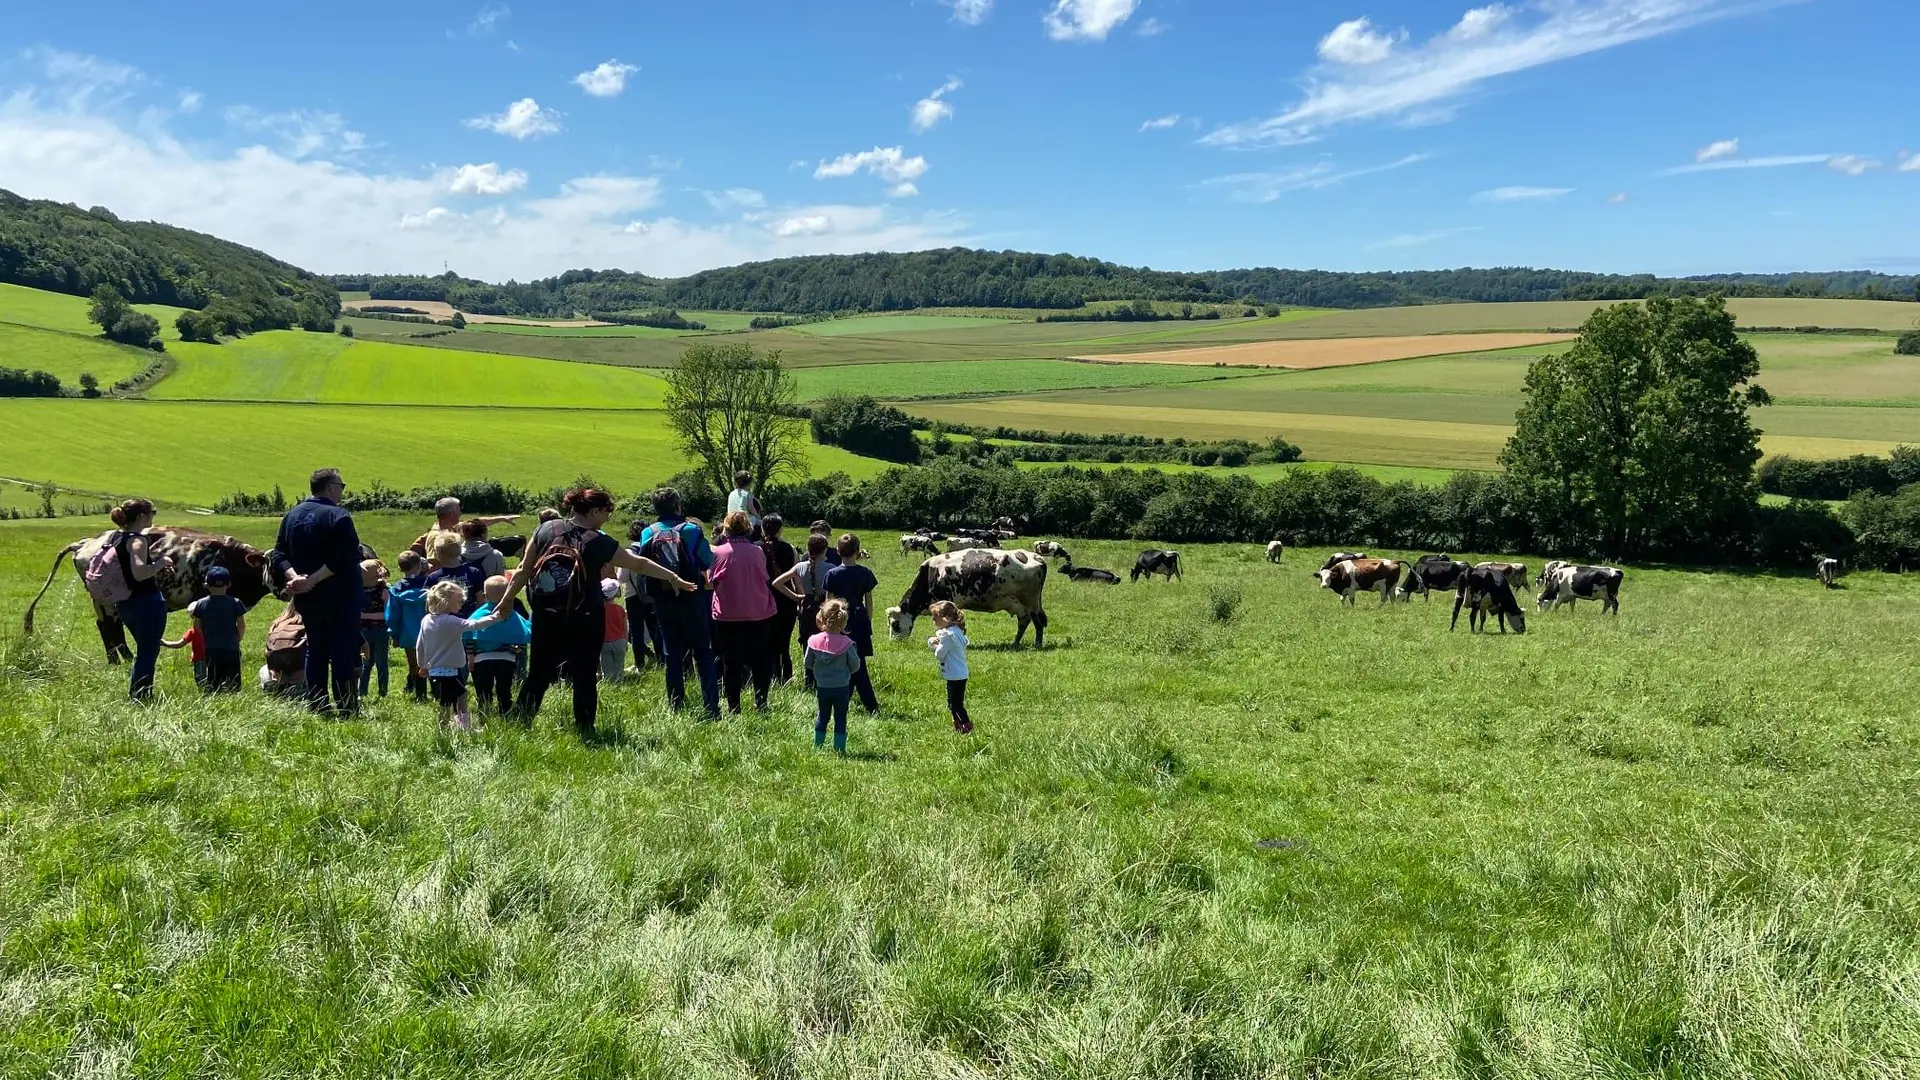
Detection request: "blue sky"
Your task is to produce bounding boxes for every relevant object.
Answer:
[1,0,1914,280]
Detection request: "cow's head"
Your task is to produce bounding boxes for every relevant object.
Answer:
[230,546,274,609]
[1315,568,1337,589]
[1508,608,1528,634]
[885,606,916,640]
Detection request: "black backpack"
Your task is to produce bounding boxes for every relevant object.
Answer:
[639,522,702,600]
[528,525,596,613]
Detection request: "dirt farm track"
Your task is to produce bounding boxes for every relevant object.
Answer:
[1075,332,1577,368]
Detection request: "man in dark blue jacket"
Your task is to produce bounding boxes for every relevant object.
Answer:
[272,468,366,713]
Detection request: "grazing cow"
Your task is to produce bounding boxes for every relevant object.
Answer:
[1265,541,1285,564]
[1451,566,1528,634]
[913,528,948,542]
[900,534,942,556]
[1032,540,1069,559]
[1537,564,1624,614]
[1815,555,1842,588]
[1474,561,1530,589]
[1131,550,1183,583]
[1062,563,1121,584]
[1400,554,1470,600]
[887,548,1049,646]
[1319,551,1368,572]
[1316,558,1403,605]
[24,528,279,661]
[948,536,996,552]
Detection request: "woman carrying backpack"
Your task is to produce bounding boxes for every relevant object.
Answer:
[98,498,173,701]
[495,488,694,735]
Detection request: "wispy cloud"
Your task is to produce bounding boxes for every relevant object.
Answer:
[1043,0,1140,42]
[1318,18,1403,64]
[910,78,963,134]
[1659,153,1839,176]
[1204,0,1753,148]
[1139,114,1181,132]
[945,0,993,25]
[1194,153,1429,204]
[1900,152,1920,173]
[468,2,509,34]
[1695,137,1739,163]
[1136,16,1167,36]
[443,162,528,196]
[1474,185,1573,202]
[704,188,767,211]
[225,106,368,158]
[815,146,929,197]
[465,98,561,140]
[20,46,145,111]
[177,90,202,114]
[1607,191,1629,205]
[1365,226,1480,250]
[573,60,638,98]
[1827,154,1881,176]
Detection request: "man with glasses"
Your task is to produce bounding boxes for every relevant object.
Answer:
[271,468,366,714]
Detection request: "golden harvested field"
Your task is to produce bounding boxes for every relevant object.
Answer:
[1074,332,1575,368]
[340,299,612,327]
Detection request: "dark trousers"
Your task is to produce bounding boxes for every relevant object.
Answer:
[850,659,879,713]
[657,599,720,715]
[359,624,389,696]
[627,598,664,668]
[815,685,851,746]
[767,604,798,683]
[205,648,243,694]
[472,658,516,715]
[114,592,168,701]
[301,608,363,715]
[947,679,971,727]
[712,617,773,713]
[515,605,604,731]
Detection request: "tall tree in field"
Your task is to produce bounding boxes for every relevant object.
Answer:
[1501,295,1770,557]
[663,341,809,491]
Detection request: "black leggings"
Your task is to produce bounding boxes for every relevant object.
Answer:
[947,679,970,724]
[767,604,798,683]
[712,617,774,713]
[514,605,604,731]
[472,659,515,715]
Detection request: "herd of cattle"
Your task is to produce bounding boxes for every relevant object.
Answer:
[21,520,1849,662]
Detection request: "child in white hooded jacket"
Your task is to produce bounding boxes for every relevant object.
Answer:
[926,600,972,734]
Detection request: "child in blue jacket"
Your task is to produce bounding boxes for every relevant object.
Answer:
[386,550,430,701]
[465,575,532,717]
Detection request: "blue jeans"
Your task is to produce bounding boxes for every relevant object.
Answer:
[114,592,168,701]
[359,624,390,696]
[657,597,719,715]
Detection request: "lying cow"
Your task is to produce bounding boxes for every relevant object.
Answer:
[1265,541,1285,564]
[1815,555,1842,588]
[900,534,941,556]
[1132,550,1183,583]
[1399,554,1470,600]
[948,536,998,551]
[24,527,278,660]
[887,548,1049,647]
[1320,551,1368,572]
[1316,557,1403,605]
[1475,561,1529,589]
[1032,540,1069,560]
[1062,562,1121,584]
[1537,563,1624,614]
[1451,565,1527,634]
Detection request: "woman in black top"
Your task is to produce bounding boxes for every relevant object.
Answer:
[758,514,799,684]
[108,498,174,701]
[496,488,692,734]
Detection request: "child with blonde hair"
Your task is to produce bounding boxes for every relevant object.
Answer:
[803,599,863,754]
[926,600,972,734]
[465,575,531,717]
[416,579,512,730]
[425,530,486,616]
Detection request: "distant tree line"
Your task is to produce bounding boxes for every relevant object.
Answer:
[1758,449,1920,502]
[586,309,707,330]
[0,367,63,397]
[1034,300,1227,323]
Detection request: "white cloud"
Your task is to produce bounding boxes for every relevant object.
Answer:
[1474,185,1574,202]
[1448,5,1511,40]
[1827,154,1881,176]
[465,98,561,140]
[1364,226,1480,250]
[21,46,144,111]
[177,90,202,114]
[945,0,993,25]
[573,60,638,99]
[910,78,962,134]
[1136,16,1167,36]
[1319,18,1401,65]
[1194,153,1429,204]
[1607,191,1629,204]
[770,214,831,237]
[468,2,509,34]
[704,187,767,211]
[1659,153,1836,176]
[1139,114,1181,132]
[814,146,929,196]
[1900,152,1920,173]
[0,96,971,280]
[1695,137,1739,163]
[1205,0,1752,147]
[224,106,368,158]
[444,162,528,196]
[1043,0,1140,42]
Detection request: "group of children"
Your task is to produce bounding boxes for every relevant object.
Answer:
[801,596,970,753]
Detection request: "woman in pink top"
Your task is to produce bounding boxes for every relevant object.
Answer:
[708,511,778,713]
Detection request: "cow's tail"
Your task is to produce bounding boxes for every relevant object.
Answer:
[23,540,87,635]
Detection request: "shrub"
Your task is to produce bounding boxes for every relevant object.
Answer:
[176,309,222,343]
[0,368,63,398]
[1896,330,1920,356]
[1207,584,1242,623]
[810,394,922,464]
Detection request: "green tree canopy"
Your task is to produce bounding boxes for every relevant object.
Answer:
[1501,295,1770,558]
[662,342,809,493]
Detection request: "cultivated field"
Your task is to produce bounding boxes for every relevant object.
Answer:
[1074,332,1576,369]
[341,298,612,327]
[4,516,1917,1076]
[788,358,1269,402]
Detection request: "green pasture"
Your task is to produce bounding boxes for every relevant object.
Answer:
[0,399,886,506]
[0,323,154,387]
[150,331,668,408]
[788,314,1023,337]
[466,322,704,339]
[0,281,188,341]
[1012,458,1464,486]
[792,358,1268,402]
[4,514,1918,1076]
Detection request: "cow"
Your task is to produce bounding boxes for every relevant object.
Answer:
[1815,555,1842,588]
[913,528,947,542]
[886,548,1049,647]
[948,536,996,552]
[1451,565,1528,634]
[1315,558,1403,605]
[1032,540,1069,560]
[1265,541,1285,564]
[24,527,280,661]
[1474,561,1530,589]
[1319,552,1368,572]
[993,516,1019,536]
[1537,563,1624,614]
[1399,554,1470,600]
[1132,550,1183,583]
[1062,563,1121,584]
[901,534,941,556]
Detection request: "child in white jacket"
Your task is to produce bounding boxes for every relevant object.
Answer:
[926,601,972,734]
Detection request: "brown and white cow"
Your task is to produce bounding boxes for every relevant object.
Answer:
[887,548,1049,646]
[1474,561,1530,589]
[1319,551,1368,572]
[24,528,280,661]
[1316,558,1403,605]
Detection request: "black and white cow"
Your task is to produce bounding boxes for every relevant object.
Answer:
[1062,563,1121,584]
[1265,541,1285,563]
[1451,565,1528,634]
[1131,549,1183,583]
[1399,554,1470,600]
[887,548,1049,646]
[1032,540,1069,560]
[901,534,942,556]
[1537,563,1624,614]
[1815,555,1842,588]
[24,528,280,661]
[948,536,997,552]
[1315,558,1402,605]
[1319,551,1368,572]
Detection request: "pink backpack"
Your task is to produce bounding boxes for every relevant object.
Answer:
[82,533,136,606]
